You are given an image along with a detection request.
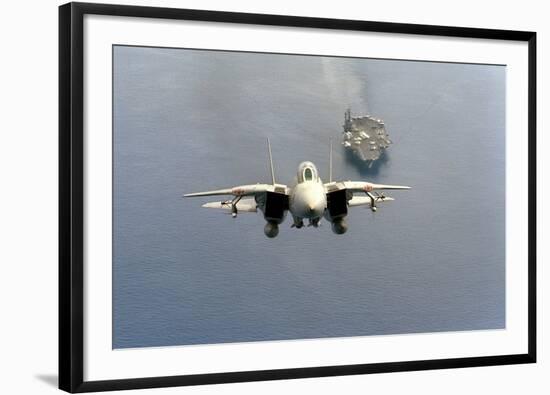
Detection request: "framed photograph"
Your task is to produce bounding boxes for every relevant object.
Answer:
[59,2,536,392]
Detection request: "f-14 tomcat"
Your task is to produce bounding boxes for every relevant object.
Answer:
[184,140,410,238]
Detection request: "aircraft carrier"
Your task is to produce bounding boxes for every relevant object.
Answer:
[342,108,392,165]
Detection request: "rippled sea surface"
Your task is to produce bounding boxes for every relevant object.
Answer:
[113,46,505,348]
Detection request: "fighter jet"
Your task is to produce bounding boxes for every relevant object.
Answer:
[184,139,410,238]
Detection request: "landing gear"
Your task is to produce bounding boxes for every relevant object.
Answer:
[291,216,304,229]
[221,195,242,218]
[366,191,387,212]
[307,218,320,227]
[331,218,348,234]
[264,221,279,238]
[366,191,377,212]
[291,215,322,229]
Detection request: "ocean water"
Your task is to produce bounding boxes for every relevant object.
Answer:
[113,46,505,349]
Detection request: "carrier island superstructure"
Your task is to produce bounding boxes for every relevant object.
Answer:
[342,108,392,166]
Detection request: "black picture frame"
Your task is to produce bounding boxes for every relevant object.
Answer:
[59,2,537,392]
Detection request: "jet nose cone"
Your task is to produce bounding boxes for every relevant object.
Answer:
[304,200,324,218]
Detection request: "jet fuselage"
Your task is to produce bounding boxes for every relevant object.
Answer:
[289,162,327,225]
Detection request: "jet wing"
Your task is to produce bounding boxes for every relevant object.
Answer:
[348,195,394,207]
[184,183,289,198]
[324,180,408,215]
[202,198,258,213]
[325,181,410,194]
